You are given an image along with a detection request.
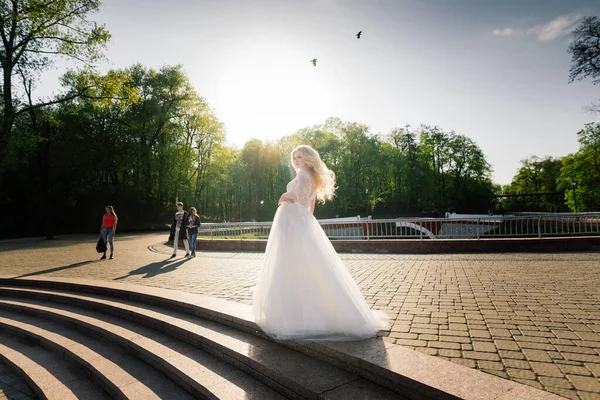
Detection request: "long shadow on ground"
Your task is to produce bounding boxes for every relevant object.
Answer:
[13,260,96,279]
[114,258,192,280]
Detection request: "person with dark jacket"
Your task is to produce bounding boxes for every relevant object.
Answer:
[187,207,201,257]
[169,202,189,258]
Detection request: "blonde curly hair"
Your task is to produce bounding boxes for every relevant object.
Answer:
[291,145,336,203]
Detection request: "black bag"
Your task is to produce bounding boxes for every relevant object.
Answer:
[96,237,107,253]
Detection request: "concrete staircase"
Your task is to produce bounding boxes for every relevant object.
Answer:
[0,277,562,400]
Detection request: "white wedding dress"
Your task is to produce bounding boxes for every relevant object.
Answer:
[252,170,389,341]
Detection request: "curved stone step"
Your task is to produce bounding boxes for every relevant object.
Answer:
[0,332,89,400]
[0,286,405,400]
[0,358,39,400]
[0,310,196,400]
[0,277,564,400]
[0,297,290,400]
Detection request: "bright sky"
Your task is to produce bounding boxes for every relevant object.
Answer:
[37,0,600,184]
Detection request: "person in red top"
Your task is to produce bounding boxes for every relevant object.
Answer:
[100,205,118,260]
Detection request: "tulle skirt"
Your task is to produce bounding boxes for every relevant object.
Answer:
[252,202,389,341]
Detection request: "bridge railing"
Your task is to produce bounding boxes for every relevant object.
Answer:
[197,213,600,241]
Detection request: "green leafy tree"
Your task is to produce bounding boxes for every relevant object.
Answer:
[0,0,110,167]
[387,126,428,214]
[504,156,565,212]
[558,123,600,211]
[419,125,493,213]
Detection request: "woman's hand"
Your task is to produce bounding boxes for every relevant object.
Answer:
[278,194,294,206]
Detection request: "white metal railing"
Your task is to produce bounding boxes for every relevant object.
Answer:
[197,213,600,241]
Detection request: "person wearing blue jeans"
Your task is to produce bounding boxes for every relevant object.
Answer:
[187,207,201,257]
[100,206,118,260]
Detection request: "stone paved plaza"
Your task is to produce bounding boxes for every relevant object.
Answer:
[0,233,599,400]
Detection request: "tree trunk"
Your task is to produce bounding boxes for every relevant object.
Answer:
[37,121,55,239]
[1,66,15,168]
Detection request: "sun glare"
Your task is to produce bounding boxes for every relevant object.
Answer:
[214,40,337,145]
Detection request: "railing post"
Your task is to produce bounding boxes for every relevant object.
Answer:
[419,221,423,240]
[477,219,480,239]
[240,224,243,241]
[538,217,542,239]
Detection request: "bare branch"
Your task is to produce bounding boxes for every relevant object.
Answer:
[584,101,600,115]
[29,35,91,45]
[23,49,95,66]
[14,87,127,116]
[56,21,89,36]
[8,0,19,48]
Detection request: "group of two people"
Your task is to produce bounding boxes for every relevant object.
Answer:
[168,202,201,258]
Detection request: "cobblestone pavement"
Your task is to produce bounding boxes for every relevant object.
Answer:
[0,233,599,399]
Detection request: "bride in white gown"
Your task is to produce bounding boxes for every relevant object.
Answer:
[252,145,389,341]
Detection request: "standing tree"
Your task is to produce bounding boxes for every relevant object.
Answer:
[420,125,493,214]
[506,156,565,212]
[385,126,433,215]
[0,0,110,168]
[558,123,600,211]
[568,16,600,113]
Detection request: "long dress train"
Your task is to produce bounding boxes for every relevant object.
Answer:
[252,170,389,341]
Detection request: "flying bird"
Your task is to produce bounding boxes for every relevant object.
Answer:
[310,58,317,67]
[356,31,362,39]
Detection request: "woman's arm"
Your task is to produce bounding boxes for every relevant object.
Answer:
[278,192,295,205]
[279,173,311,206]
[188,216,198,228]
